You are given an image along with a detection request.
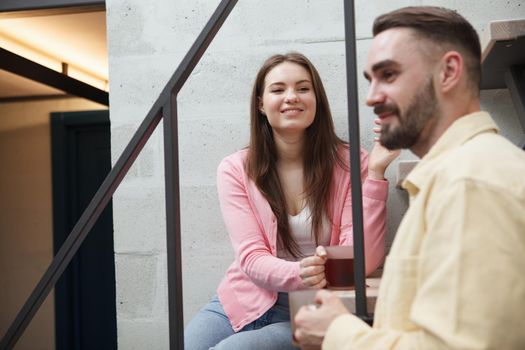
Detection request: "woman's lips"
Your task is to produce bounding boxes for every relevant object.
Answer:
[281,108,304,116]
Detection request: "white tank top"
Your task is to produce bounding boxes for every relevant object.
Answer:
[277,206,331,261]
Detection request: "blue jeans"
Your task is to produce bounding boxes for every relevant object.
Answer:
[184,293,299,350]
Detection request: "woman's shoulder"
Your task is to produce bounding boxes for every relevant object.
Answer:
[221,148,249,163]
[218,148,249,174]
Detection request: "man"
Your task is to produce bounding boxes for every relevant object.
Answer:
[295,6,525,350]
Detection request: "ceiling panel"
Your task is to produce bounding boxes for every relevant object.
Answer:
[0,10,107,99]
[0,11,107,79]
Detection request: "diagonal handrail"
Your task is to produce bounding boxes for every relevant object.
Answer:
[0,1,238,349]
[0,0,370,349]
[344,0,369,321]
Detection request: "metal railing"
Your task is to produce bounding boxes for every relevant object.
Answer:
[0,0,369,348]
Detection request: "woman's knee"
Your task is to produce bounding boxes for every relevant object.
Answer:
[212,322,298,350]
[184,297,233,350]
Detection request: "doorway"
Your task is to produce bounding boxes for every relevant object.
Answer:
[51,110,117,349]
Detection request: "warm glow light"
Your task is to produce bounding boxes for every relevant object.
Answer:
[0,25,108,92]
[0,34,62,72]
[68,66,108,91]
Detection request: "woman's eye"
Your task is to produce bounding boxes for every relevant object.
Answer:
[270,89,284,93]
[298,87,310,92]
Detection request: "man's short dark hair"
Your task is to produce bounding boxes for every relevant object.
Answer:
[373,6,481,93]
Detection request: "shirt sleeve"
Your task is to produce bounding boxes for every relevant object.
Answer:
[216,156,303,292]
[338,149,389,275]
[323,179,525,349]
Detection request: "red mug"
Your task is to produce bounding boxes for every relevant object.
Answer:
[324,246,354,290]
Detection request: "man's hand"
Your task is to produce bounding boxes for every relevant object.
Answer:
[294,289,350,349]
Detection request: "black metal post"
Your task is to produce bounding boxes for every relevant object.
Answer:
[163,95,184,349]
[158,0,237,348]
[343,0,369,321]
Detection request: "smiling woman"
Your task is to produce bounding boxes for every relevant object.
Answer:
[183,52,398,350]
[259,61,317,137]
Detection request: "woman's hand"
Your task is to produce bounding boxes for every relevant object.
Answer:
[299,246,328,289]
[367,118,400,180]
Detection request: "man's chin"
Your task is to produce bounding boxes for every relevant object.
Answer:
[380,141,397,151]
[380,134,404,150]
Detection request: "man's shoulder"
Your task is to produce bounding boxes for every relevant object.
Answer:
[440,132,525,196]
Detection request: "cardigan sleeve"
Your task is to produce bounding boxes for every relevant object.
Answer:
[337,149,388,275]
[217,155,304,292]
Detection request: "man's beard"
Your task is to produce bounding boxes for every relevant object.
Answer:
[376,77,439,150]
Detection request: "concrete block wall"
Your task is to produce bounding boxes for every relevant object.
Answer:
[106,1,525,348]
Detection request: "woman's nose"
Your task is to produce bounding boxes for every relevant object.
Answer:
[284,89,299,103]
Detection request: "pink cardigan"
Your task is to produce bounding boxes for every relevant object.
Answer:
[216,147,388,331]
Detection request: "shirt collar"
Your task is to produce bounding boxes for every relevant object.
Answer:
[402,111,499,196]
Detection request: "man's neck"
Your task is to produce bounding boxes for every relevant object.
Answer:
[410,97,481,158]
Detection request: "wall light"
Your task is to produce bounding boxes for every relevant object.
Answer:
[0,33,108,92]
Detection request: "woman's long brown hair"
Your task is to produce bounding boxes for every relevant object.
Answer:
[246,52,347,258]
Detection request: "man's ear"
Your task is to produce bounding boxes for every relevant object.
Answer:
[439,51,463,93]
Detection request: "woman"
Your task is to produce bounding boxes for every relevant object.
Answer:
[185,52,398,349]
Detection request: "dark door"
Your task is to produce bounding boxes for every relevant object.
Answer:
[51,110,117,350]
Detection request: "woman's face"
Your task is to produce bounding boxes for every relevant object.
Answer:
[259,62,317,138]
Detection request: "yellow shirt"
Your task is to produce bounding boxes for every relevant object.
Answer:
[324,112,525,350]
